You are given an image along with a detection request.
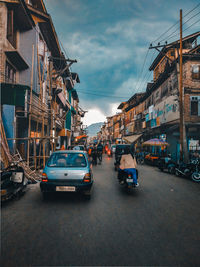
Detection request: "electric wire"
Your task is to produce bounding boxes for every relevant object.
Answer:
[137,50,156,93]
[152,3,200,44]
[159,8,200,43]
[76,90,130,99]
[135,49,149,91]
[135,5,200,100]
[166,17,200,43]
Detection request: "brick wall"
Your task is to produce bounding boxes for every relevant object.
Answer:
[184,93,200,123]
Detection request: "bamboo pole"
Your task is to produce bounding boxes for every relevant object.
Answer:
[27,44,34,166]
[37,45,46,168]
[47,60,54,153]
[35,121,39,169]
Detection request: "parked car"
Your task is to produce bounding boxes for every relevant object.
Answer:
[40,150,93,199]
[73,145,85,151]
[67,145,85,151]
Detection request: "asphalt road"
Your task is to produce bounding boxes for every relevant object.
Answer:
[1,155,200,266]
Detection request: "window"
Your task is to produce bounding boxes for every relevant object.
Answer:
[161,84,168,97]
[47,153,87,168]
[5,61,16,83]
[191,65,200,80]
[170,50,175,57]
[129,111,132,121]
[7,9,17,48]
[191,96,200,116]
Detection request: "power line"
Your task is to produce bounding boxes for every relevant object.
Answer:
[135,50,156,94]
[183,17,200,32]
[76,90,131,99]
[135,49,149,91]
[166,17,200,42]
[152,3,200,44]
[159,8,200,43]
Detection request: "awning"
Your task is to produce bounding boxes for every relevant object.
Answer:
[1,83,30,106]
[57,91,70,111]
[75,134,87,140]
[5,51,29,70]
[123,134,142,144]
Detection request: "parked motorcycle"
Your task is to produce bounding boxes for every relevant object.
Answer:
[136,155,145,165]
[190,159,200,183]
[157,156,176,174]
[175,159,200,182]
[1,163,28,202]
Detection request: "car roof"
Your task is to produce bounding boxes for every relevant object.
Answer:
[53,150,87,154]
[117,144,130,147]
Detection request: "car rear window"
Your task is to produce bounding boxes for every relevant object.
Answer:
[116,145,130,154]
[47,153,87,167]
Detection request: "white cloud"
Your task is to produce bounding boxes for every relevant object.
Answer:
[106,18,174,44]
[114,77,142,98]
[65,33,132,72]
[82,108,106,126]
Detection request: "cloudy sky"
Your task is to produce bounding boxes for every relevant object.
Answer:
[44,0,200,126]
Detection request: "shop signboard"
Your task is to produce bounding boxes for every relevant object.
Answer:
[153,95,179,125]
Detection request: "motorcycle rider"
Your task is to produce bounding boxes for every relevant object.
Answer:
[91,144,98,165]
[118,152,139,187]
[97,142,103,163]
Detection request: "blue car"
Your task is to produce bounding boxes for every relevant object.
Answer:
[40,150,93,199]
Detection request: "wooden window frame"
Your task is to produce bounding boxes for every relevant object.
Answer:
[5,61,16,83]
[7,8,17,48]
[191,65,200,80]
[190,97,199,116]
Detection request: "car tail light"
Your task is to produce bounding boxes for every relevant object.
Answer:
[108,150,111,155]
[42,173,48,182]
[83,173,91,183]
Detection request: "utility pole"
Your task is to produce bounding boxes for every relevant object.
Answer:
[179,9,189,162]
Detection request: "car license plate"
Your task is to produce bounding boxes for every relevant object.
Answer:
[126,178,133,183]
[56,186,76,192]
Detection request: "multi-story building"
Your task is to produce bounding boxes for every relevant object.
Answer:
[0,0,81,167]
[110,32,200,160]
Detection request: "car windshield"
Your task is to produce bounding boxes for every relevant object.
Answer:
[47,153,87,167]
[116,145,130,155]
[73,146,84,151]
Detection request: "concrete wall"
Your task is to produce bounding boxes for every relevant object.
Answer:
[19,28,39,93]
